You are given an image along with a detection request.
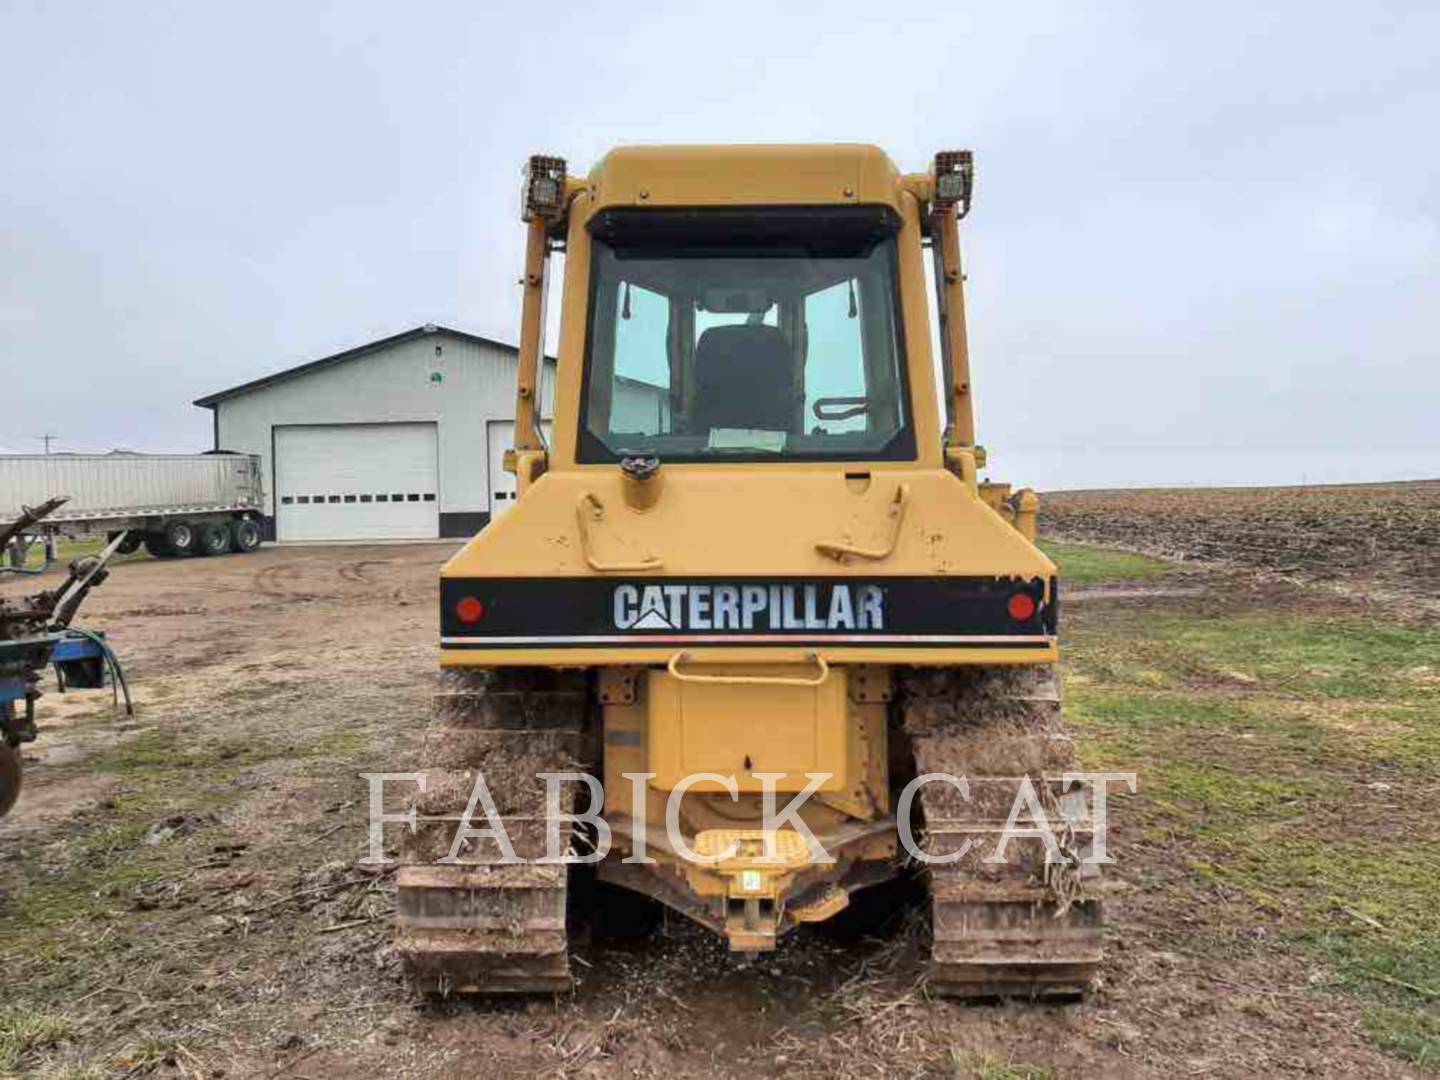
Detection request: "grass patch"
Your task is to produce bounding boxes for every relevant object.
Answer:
[1361,1004,1440,1068]
[111,1035,190,1075]
[7,533,152,571]
[1064,597,1440,1065]
[1152,759,1314,816]
[300,727,372,758]
[97,728,272,781]
[0,807,175,966]
[952,1051,1052,1080]
[0,727,242,975]
[1071,688,1256,733]
[96,721,363,786]
[1075,606,1440,703]
[1067,607,1440,784]
[0,1005,70,1072]
[1039,540,1172,585]
[1,712,361,983]
[1305,931,1440,1067]
[1066,687,1347,780]
[1155,616,1440,702]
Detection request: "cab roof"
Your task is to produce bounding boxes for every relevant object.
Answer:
[583,144,904,214]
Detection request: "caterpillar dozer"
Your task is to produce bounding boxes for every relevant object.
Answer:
[394,145,1103,997]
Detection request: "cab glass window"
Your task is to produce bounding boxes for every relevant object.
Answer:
[580,207,913,462]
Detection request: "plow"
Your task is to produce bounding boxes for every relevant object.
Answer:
[0,498,132,817]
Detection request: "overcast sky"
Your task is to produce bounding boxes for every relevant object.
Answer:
[2,1,1436,487]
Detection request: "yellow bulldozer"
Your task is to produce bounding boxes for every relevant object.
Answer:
[392,145,1103,998]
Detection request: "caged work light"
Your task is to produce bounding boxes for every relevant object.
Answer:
[932,150,974,217]
[521,154,568,222]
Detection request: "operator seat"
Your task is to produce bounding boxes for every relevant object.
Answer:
[692,323,795,432]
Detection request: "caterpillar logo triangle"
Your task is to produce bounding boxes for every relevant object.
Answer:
[631,586,677,629]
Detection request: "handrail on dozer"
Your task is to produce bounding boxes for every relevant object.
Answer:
[667,650,830,687]
[814,483,910,562]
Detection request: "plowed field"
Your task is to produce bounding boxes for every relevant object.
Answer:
[1042,480,1439,595]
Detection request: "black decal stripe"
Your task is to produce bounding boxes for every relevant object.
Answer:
[441,636,1055,650]
[440,575,1053,641]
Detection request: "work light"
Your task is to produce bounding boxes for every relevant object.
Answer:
[522,154,568,222]
[932,150,974,216]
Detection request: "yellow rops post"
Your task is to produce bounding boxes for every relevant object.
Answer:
[395,145,1103,997]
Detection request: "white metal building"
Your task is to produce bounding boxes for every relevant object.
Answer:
[192,324,571,542]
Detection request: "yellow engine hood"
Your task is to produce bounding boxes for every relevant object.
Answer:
[444,467,1052,580]
[438,466,1057,669]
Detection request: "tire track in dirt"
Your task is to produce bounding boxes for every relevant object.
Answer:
[253,562,320,602]
[255,558,406,602]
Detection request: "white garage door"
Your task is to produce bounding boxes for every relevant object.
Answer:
[487,419,553,522]
[275,423,439,541]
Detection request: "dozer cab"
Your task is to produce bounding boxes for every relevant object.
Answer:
[393,145,1103,998]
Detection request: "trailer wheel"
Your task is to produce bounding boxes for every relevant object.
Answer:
[109,531,143,555]
[196,522,231,557]
[0,742,21,819]
[163,521,197,557]
[230,518,262,554]
[142,532,175,558]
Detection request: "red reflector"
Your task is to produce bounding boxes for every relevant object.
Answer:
[1007,593,1037,622]
[455,596,485,624]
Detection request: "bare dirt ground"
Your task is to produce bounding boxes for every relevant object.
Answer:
[2,522,1436,1078]
[1042,480,1440,597]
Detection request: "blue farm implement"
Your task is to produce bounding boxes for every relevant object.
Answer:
[0,499,132,816]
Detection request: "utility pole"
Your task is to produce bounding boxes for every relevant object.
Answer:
[39,433,55,454]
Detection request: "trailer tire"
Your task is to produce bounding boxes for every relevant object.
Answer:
[0,742,21,819]
[142,533,175,558]
[163,521,197,557]
[109,531,143,555]
[230,518,262,554]
[196,522,231,557]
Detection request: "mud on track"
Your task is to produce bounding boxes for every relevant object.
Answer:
[0,540,1427,1078]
